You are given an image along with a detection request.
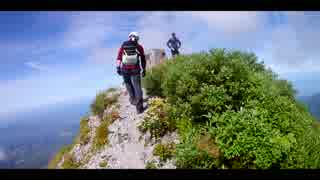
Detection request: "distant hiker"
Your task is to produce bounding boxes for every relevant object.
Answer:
[116,32,146,114]
[167,32,181,58]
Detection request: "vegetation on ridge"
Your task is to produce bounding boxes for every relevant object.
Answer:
[153,142,176,162]
[77,116,91,145]
[48,144,74,169]
[91,90,120,118]
[99,160,108,168]
[143,48,320,169]
[61,152,80,169]
[92,107,120,151]
[49,88,120,168]
[93,119,110,151]
[138,97,176,140]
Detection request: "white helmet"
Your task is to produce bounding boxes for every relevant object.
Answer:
[128,32,139,41]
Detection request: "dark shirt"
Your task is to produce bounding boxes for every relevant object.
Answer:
[167,37,181,50]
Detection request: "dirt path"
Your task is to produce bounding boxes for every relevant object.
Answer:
[82,87,154,168]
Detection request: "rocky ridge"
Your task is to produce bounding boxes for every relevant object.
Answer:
[56,85,178,169]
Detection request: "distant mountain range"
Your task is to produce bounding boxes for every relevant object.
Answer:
[0,97,92,169]
[298,93,320,120]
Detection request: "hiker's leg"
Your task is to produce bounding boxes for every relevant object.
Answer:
[131,74,143,113]
[172,49,179,58]
[123,74,135,101]
[171,50,175,58]
[176,49,180,55]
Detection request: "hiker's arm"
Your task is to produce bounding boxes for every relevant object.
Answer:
[167,40,171,49]
[116,46,124,67]
[177,39,181,48]
[138,45,146,70]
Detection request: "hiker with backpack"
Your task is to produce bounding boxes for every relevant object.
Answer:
[167,32,181,58]
[116,32,146,114]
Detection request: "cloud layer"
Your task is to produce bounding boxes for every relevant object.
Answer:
[1,11,320,116]
[29,11,320,74]
[0,148,7,161]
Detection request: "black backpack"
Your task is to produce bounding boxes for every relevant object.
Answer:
[122,41,139,65]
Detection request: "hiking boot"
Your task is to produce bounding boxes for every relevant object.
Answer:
[129,97,137,105]
[136,100,144,114]
[137,106,144,114]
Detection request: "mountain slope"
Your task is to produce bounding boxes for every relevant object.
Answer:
[50,48,320,169]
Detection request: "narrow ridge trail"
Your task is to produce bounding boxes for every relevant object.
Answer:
[82,86,178,169]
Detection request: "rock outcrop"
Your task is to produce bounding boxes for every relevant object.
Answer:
[145,49,166,70]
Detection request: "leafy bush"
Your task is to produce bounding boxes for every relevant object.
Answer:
[175,127,217,169]
[91,89,119,118]
[144,48,320,169]
[153,142,176,162]
[142,63,168,97]
[196,135,221,159]
[284,123,320,168]
[138,97,176,140]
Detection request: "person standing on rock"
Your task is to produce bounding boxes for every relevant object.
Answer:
[116,32,146,114]
[167,32,181,58]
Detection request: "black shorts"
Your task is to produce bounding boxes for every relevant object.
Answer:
[171,49,179,56]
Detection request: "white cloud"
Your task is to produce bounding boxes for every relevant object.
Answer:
[62,12,137,65]
[1,39,62,65]
[261,12,320,74]
[87,46,119,65]
[59,11,268,68]
[25,61,51,72]
[60,11,269,65]
[189,11,264,34]
[0,61,122,117]
[63,12,126,50]
[0,12,129,116]
[133,11,270,58]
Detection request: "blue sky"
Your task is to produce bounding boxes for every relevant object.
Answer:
[1,11,320,117]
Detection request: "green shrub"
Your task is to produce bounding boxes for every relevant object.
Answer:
[91,89,119,118]
[284,123,320,168]
[93,119,109,150]
[153,142,176,162]
[145,160,157,169]
[78,116,90,145]
[138,97,176,140]
[142,62,170,97]
[175,127,217,169]
[61,153,80,169]
[144,48,320,169]
[48,145,74,169]
[99,160,108,168]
